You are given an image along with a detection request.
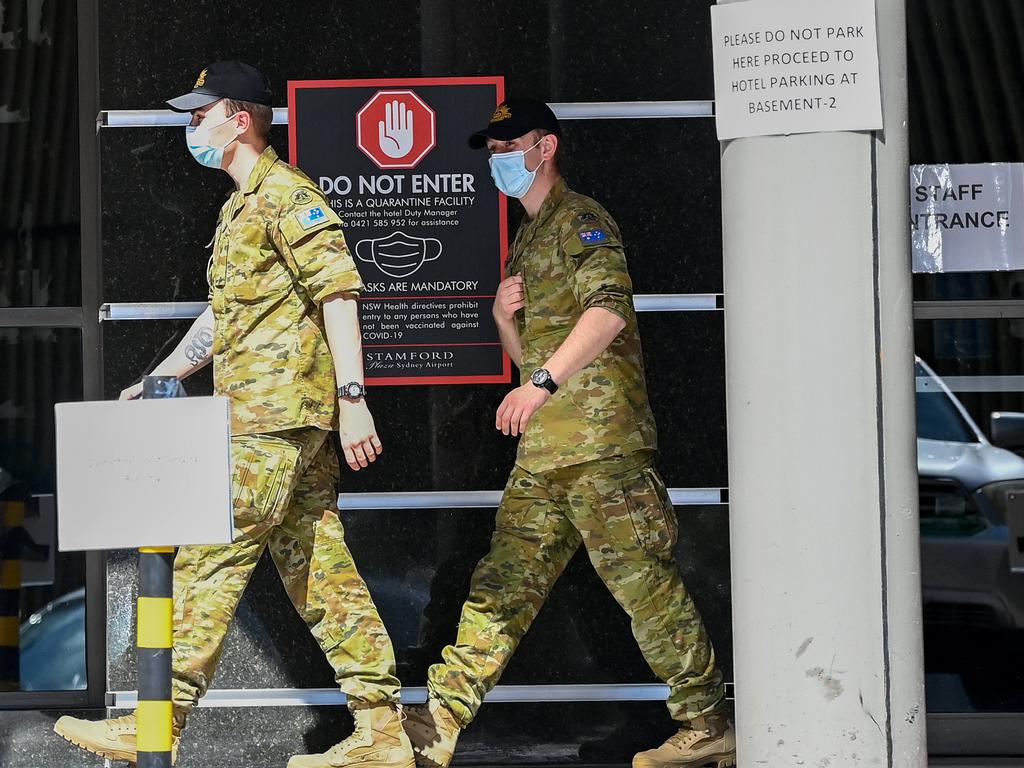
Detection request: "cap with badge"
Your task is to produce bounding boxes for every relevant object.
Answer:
[166,60,273,113]
[468,97,561,149]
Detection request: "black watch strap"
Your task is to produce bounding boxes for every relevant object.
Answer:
[530,368,559,394]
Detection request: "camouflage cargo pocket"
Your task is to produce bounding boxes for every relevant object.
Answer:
[231,435,301,528]
[622,467,678,559]
[496,467,545,533]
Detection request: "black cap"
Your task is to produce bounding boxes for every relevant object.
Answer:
[468,97,561,149]
[166,60,273,112]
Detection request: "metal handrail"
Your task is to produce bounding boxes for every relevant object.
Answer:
[100,101,715,128]
[99,294,722,322]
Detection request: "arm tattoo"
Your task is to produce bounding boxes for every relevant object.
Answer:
[184,326,214,367]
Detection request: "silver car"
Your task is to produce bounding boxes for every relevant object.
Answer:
[917,356,1024,630]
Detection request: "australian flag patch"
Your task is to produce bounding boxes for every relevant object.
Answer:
[579,228,608,245]
[296,206,328,230]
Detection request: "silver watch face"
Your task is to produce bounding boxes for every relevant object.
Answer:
[531,369,549,386]
[344,383,364,398]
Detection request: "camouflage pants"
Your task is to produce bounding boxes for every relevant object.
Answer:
[427,451,724,725]
[171,428,399,711]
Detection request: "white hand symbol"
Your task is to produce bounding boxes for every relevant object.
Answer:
[378,100,415,159]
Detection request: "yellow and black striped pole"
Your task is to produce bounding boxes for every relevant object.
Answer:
[0,500,25,691]
[137,545,174,767]
[136,375,180,768]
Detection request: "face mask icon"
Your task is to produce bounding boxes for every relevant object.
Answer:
[355,231,442,279]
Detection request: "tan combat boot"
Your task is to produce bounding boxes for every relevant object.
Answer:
[632,714,736,768]
[53,710,186,765]
[402,696,461,768]
[287,703,415,768]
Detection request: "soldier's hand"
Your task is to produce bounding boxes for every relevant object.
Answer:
[493,275,525,323]
[119,382,144,401]
[496,383,551,437]
[338,399,383,471]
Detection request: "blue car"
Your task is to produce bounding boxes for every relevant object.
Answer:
[19,587,86,691]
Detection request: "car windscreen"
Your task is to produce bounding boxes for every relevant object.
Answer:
[915,364,979,443]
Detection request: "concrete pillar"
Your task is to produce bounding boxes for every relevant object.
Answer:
[720,0,927,765]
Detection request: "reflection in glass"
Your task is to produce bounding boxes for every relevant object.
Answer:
[916,356,1024,711]
[915,319,1024,430]
[913,269,1024,304]
[916,387,976,446]
[0,1,80,308]
[0,328,85,692]
[0,500,24,691]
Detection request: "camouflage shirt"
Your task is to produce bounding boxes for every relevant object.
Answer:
[207,146,363,435]
[507,179,657,473]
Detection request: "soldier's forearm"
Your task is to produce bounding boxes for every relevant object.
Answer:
[322,292,366,386]
[150,305,215,380]
[543,307,626,384]
[495,317,524,367]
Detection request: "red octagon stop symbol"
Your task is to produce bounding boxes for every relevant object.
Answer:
[356,90,437,170]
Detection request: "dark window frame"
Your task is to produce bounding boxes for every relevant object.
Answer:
[0,0,106,711]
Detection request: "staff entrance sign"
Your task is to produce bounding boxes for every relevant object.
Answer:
[289,76,510,386]
[911,163,1024,273]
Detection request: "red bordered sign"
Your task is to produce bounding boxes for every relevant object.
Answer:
[289,77,509,386]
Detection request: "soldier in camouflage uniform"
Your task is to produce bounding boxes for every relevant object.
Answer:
[402,99,736,768]
[54,61,414,768]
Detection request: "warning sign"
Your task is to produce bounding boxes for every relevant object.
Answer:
[356,90,437,170]
[289,76,510,386]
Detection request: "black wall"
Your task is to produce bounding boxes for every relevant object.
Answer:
[86,2,730,763]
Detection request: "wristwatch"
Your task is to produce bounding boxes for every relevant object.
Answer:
[337,382,367,401]
[530,368,558,394]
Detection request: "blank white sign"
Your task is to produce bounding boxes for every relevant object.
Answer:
[55,397,233,551]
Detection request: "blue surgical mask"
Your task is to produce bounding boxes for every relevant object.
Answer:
[185,114,238,169]
[488,137,545,198]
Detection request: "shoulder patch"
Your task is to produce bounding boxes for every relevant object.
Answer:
[578,228,608,245]
[576,211,599,224]
[295,205,329,231]
[291,188,315,206]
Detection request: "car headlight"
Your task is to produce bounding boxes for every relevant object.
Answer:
[978,480,1024,525]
